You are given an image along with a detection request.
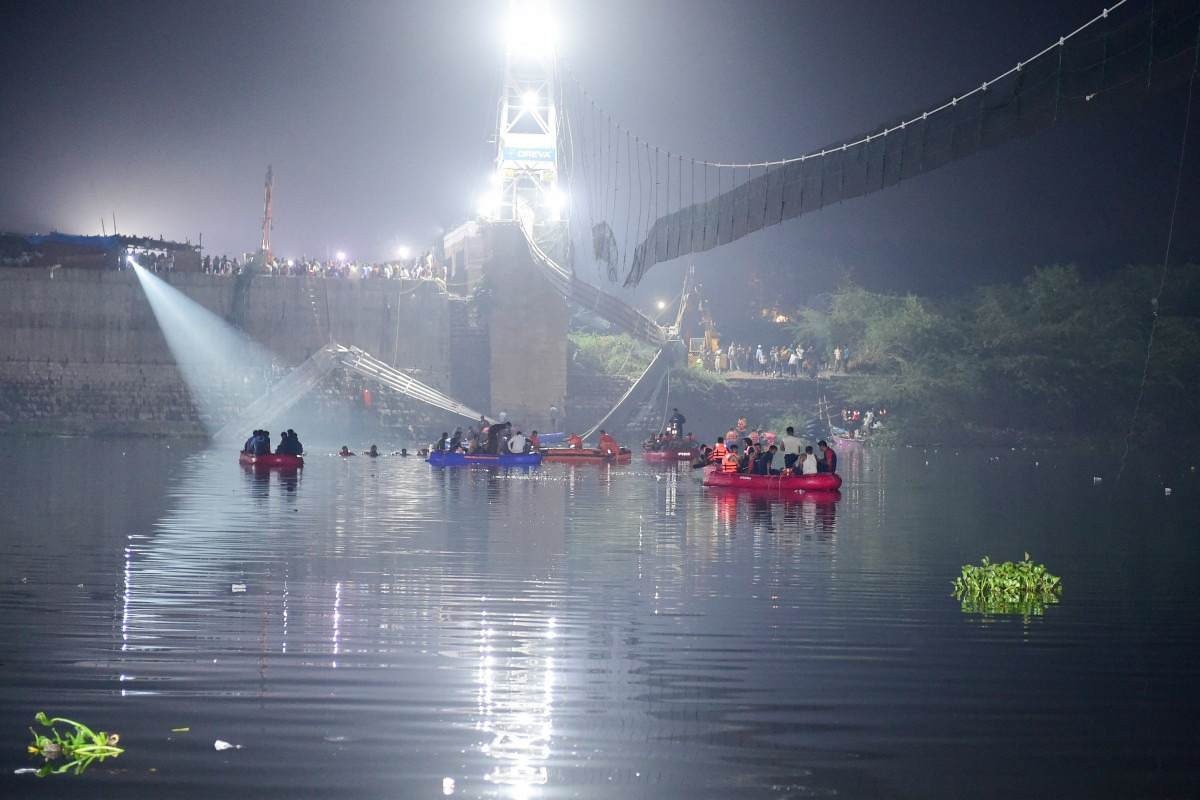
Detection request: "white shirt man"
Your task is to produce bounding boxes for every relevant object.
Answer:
[508,432,527,453]
[801,450,820,474]
[779,428,804,468]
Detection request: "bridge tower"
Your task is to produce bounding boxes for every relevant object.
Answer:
[486,1,566,253]
[473,0,569,430]
[260,164,274,261]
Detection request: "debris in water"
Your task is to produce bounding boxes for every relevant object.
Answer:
[231,584,246,593]
[214,740,243,751]
[171,727,190,733]
[443,776,456,795]
[26,712,123,776]
[1092,476,1103,484]
[1164,487,1172,496]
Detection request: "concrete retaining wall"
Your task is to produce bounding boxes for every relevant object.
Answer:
[0,268,453,436]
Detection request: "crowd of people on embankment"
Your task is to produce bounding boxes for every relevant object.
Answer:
[127,251,448,282]
[694,342,852,379]
[196,253,446,281]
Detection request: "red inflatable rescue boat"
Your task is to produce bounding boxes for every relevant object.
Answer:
[541,447,632,464]
[701,465,841,492]
[239,453,304,469]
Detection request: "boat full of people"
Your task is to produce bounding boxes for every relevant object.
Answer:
[642,429,702,462]
[694,422,842,494]
[239,429,304,468]
[426,421,544,467]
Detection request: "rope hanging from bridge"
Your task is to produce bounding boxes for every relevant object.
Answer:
[557,0,1200,286]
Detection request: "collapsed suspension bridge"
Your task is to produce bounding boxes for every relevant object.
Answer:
[224,0,1200,441]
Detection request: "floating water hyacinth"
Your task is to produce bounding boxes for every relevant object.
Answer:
[952,553,1062,617]
[26,712,123,776]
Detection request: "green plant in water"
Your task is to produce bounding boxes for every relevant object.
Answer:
[27,712,123,776]
[952,553,1063,617]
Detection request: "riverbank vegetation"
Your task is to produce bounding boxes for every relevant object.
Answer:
[568,333,656,382]
[953,554,1063,616]
[792,263,1200,442]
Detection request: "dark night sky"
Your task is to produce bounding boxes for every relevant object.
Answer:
[2,0,1197,301]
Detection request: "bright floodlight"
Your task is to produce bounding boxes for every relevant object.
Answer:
[397,245,411,260]
[336,250,347,262]
[477,192,499,220]
[521,90,539,111]
[656,300,667,311]
[506,1,557,56]
[544,186,567,220]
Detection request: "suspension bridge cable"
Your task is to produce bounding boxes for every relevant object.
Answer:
[1116,18,1199,483]
[559,1,1134,169]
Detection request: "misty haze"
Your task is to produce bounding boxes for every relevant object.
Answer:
[1,1,1198,798]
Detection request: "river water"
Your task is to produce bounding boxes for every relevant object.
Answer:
[0,436,1196,799]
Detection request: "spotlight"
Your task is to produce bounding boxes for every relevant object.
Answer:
[505,1,558,57]
[477,192,499,220]
[336,251,347,262]
[656,300,667,311]
[397,245,411,260]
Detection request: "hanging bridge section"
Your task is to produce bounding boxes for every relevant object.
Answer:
[581,341,684,439]
[517,223,669,348]
[212,343,487,444]
[555,0,1200,285]
[510,222,687,436]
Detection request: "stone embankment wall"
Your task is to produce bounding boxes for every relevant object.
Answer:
[0,268,453,436]
[0,266,832,441]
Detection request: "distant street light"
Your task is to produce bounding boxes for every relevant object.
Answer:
[397,245,411,260]
[336,250,347,262]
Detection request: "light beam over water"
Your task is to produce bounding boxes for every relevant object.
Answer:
[131,262,281,436]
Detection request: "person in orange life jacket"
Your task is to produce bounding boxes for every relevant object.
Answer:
[721,444,740,473]
[567,433,584,449]
[709,436,727,462]
[529,430,540,451]
[598,429,619,454]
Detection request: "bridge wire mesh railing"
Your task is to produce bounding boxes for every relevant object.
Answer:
[556,0,1200,286]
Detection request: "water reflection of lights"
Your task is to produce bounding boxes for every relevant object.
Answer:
[332,581,342,668]
[476,611,556,798]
